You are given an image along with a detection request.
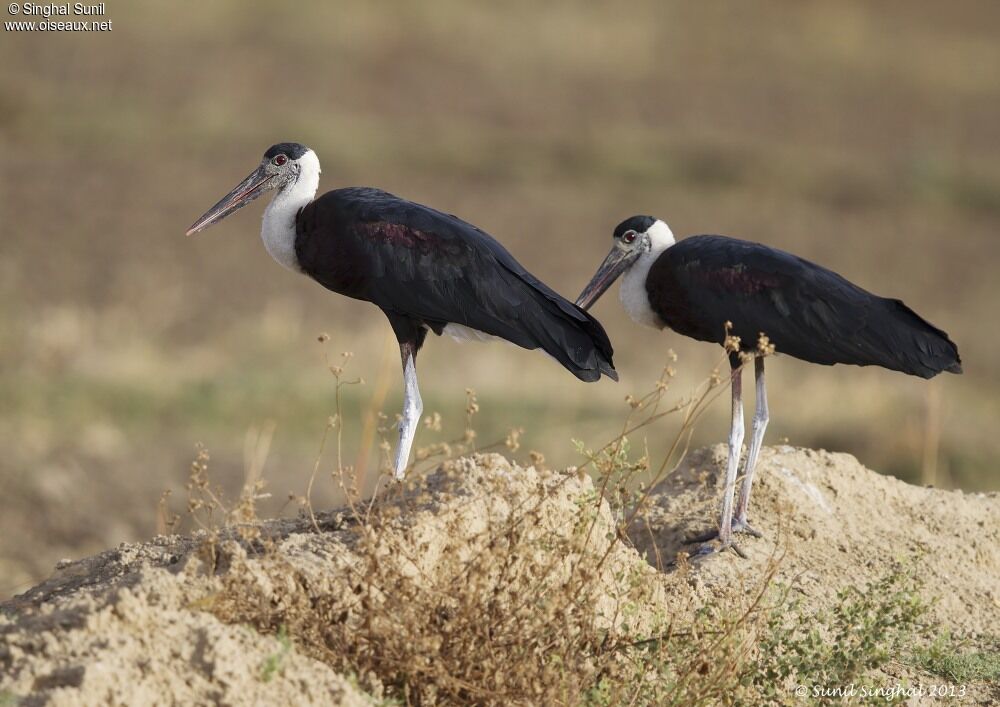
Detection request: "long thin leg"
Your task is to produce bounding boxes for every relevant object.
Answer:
[691,363,746,555]
[717,364,744,547]
[393,341,423,480]
[734,356,768,533]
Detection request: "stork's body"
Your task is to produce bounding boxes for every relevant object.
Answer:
[188,143,617,478]
[577,216,961,555]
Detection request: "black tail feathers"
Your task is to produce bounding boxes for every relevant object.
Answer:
[885,299,962,379]
[533,305,617,383]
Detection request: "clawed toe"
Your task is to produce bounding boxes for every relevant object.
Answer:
[693,539,748,559]
[731,519,763,538]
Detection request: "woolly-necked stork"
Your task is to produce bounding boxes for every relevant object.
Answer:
[576,215,961,556]
[186,143,616,479]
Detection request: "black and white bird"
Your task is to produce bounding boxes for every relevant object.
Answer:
[576,215,961,556]
[187,143,616,479]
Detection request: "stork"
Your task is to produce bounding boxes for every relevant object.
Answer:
[576,215,961,556]
[187,142,617,479]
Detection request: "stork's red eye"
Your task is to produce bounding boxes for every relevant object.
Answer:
[272,154,288,166]
[623,231,637,244]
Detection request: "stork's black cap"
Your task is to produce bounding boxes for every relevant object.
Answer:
[264,142,309,160]
[613,215,656,239]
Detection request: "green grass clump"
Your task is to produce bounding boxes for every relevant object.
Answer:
[913,634,1000,684]
[569,560,931,706]
[258,625,292,683]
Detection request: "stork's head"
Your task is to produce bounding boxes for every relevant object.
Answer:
[186,142,320,236]
[575,215,674,310]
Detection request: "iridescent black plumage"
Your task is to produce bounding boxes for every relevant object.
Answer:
[646,235,961,378]
[295,187,617,382]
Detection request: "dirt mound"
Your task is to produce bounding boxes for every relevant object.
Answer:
[2,448,997,705]
[0,564,370,707]
[2,454,665,705]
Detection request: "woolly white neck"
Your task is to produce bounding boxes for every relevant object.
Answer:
[261,149,321,272]
[620,219,675,328]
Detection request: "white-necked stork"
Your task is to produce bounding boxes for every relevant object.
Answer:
[576,215,962,556]
[186,142,617,479]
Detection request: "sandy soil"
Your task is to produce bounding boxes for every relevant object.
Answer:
[1,447,997,705]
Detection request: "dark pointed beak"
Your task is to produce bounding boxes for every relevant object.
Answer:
[575,246,640,311]
[186,166,276,236]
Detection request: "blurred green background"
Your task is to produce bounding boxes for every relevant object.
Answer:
[2,0,998,598]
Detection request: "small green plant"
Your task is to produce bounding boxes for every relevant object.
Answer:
[258,625,292,683]
[913,633,1000,683]
[744,561,928,701]
[0,690,20,707]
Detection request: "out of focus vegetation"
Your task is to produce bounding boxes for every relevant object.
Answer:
[2,0,998,596]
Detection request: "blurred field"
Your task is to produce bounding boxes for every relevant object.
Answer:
[2,0,999,597]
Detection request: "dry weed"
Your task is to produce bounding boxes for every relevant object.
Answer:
[172,341,922,705]
[188,349,782,704]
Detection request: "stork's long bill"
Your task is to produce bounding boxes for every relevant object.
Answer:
[575,245,640,310]
[186,165,278,236]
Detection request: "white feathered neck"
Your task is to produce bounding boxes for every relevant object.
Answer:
[261,149,321,272]
[619,219,675,328]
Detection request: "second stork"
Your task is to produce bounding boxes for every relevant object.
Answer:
[576,215,961,556]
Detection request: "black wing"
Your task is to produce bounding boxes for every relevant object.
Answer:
[295,187,616,382]
[648,235,961,378]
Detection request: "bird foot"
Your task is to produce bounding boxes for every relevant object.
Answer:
[693,538,748,559]
[732,518,763,538]
[685,518,762,544]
